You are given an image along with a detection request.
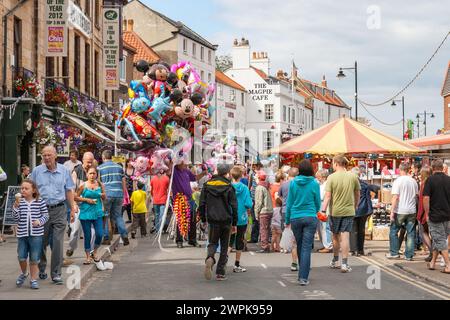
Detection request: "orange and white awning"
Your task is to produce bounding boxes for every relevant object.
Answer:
[268,117,421,155]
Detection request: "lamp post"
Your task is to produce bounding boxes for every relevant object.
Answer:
[337,61,358,121]
[391,96,405,140]
[416,111,435,137]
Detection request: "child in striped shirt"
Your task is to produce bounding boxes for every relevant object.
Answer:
[12,179,49,289]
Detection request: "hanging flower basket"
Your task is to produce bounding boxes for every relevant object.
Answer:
[45,87,69,107]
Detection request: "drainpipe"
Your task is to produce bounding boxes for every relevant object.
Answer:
[2,0,30,96]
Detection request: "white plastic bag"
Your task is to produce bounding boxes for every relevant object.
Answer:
[280,227,295,252]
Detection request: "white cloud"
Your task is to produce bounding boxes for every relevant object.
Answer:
[212,0,450,138]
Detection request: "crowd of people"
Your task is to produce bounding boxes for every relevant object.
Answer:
[2,146,450,289]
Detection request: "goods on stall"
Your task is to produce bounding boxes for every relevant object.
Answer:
[372,225,390,241]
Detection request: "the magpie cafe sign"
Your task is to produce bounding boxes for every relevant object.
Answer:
[248,83,273,101]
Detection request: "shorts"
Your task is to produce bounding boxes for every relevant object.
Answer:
[330,216,354,234]
[17,236,43,263]
[235,225,248,251]
[428,220,450,251]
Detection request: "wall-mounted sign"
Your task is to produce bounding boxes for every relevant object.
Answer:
[248,83,273,101]
[68,0,92,38]
[228,112,234,118]
[45,0,69,56]
[103,7,120,90]
[225,102,236,109]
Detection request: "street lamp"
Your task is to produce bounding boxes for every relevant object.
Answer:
[337,61,358,121]
[391,96,405,140]
[416,111,435,137]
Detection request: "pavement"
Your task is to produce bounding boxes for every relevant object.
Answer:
[1,225,449,300]
[0,221,134,300]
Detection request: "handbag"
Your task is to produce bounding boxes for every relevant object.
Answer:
[317,211,328,222]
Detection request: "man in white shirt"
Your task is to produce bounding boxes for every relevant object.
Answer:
[387,163,419,260]
[63,150,81,174]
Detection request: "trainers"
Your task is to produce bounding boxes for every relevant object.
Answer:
[16,273,28,287]
[291,263,298,271]
[341,264,352,273]
[329,260,340,269]
[233,265,247,273]
[204,257,214,280]
[122,237,130,246]
[177,243,184,248]
[66,249,74,257]
[404,257,413,261]
[386,253,400,259]
[38,272,47,280]
[30,280,39,290]
[216,274,228,281]
[298,279,310,286]
[52,276,63,285]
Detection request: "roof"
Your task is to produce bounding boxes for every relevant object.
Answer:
[123,31,161,63]
[297,77,350,109]
[409,133,450,149]
[130,0,217,50]
[216,70,246,91]
[251,66,268,79]
[441,61,450,97]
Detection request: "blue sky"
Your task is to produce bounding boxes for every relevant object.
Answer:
[140,0,450,139]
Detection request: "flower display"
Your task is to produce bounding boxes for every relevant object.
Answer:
[14,76,43,101]
[35,121,57,145]
[45,87,69,106]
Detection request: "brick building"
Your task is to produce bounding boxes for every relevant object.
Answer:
[442,61,450,131]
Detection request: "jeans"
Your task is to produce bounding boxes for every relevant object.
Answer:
[18,236,43,263]
[80,218,103,252]
[104,197,128,239]
[39,205,67,279]
[176,199,197,243]
[206,223,232,276]
[389,213,416,259]
[317,220,333,249]
[291,217,318,281]
[350,214,370,253]
[153,204,165,233]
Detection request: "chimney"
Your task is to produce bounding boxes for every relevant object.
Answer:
[232,37,250,69]
[250,50,270,76]
[276,70,285,79]
[321,75,327,88]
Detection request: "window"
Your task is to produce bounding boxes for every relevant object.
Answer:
[222,119,228,134]
[105,90,108,103]
[265,104,274,121]
[200,46,205,61]
[46,57,54,77]
[13,17,21,69]
[218,84,223,98]
[201,70,204,81]
[263,131,274,151]
[292,108,296,124]
[241,92,245,106]
[74,35,80,89]
[283,105,287,122]
[192,43,196,57]
[208,73,211,83]
[85,43,91,95]
[183,38,187,53]
[288,107,291,123]
[208,50,212,64]
[119,52,127,82]
[235,122,240,132]
[230,89,236,103]
[94,50,99,98]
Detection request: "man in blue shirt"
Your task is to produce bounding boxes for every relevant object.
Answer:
[30,145,76,284]
[98,150,129,246]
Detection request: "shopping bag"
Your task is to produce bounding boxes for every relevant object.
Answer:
[280,227,295,252]
[123,187,130,206]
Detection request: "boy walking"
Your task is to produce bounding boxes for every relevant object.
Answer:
[200,164,238,281]
[254,171,273,253]
[130,183,148,238]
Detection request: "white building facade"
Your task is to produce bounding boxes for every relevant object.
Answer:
[225,38,310,155]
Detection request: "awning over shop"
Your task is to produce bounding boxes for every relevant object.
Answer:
[95,123,127,142]
[409,134,450,150]
[266,116,421,155]
[62,113,113,144]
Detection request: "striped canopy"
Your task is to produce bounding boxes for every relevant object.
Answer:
[268,117,421,155]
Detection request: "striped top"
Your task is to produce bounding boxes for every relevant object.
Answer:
[98,160,124,198]
[12,198,49,237]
